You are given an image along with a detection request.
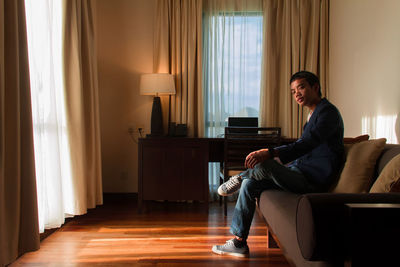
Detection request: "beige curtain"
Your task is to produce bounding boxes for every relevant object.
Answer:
[0,0,40,265]
[260,0,329,138]
[63,0,102,214]
[154,0,204,137]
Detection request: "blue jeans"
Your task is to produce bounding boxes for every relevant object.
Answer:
[230,159,320,240]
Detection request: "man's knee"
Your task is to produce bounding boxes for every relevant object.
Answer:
[245,159,275,181]
[259,159,279,172]
[239,178,261,199]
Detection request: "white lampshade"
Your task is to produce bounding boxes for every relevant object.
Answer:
[140,73,176,96]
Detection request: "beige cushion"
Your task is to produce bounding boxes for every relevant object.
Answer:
[333,138,387,193]
[370,154,400,193]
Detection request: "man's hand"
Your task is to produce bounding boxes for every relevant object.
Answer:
[244,149,271,169]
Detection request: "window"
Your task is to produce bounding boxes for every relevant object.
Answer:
[203,12,263,137]
[25,0,73,232]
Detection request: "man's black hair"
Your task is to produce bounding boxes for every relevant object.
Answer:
[290,71,322,97]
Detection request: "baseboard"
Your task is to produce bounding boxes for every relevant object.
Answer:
[103,192,138,203]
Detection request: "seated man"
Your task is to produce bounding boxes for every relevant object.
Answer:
[212,71,344,257]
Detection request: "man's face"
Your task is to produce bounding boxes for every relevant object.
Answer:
[290,78,320,107]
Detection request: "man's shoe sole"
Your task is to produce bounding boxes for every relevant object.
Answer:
[211,246,249,258]
[217,187,232,197]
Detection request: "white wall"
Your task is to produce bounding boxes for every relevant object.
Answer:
[96,0,156,192]
[330,0,400,144]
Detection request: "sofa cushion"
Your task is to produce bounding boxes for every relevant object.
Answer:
[333,138,386,193]
[370,154,400,193]
[375,144,400,175]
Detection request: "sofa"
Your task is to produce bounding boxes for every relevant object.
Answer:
[257,139,400,267]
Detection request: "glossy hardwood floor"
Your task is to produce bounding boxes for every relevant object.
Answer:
[11,195,290,266]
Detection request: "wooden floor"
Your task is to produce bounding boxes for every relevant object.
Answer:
[11,195,290,266]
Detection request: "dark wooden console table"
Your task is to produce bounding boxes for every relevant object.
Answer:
[138,137,223,212]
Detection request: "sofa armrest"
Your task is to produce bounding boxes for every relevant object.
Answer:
[296,193,400,261]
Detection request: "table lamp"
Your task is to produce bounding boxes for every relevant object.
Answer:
[140,73,176,136]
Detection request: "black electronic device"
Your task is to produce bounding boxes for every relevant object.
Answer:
[228,117,258,133]
[168,122,187,137]
[228,117,258,127]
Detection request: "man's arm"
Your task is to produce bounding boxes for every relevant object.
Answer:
[276,104,342,164]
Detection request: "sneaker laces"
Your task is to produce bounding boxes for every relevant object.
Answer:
[224,175,242,191]
[223,239,235,248]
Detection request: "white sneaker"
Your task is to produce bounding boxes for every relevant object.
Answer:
[218,174,243,196]
[212,239,249,257]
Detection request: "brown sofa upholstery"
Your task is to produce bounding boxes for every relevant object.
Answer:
[258,144,400,267]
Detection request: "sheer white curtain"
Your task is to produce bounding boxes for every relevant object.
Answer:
[25,0,73,233]
[203,0,263,200]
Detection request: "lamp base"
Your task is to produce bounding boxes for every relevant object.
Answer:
[150,96,163,136]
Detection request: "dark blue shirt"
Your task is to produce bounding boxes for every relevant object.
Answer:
[275,98,344,187]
